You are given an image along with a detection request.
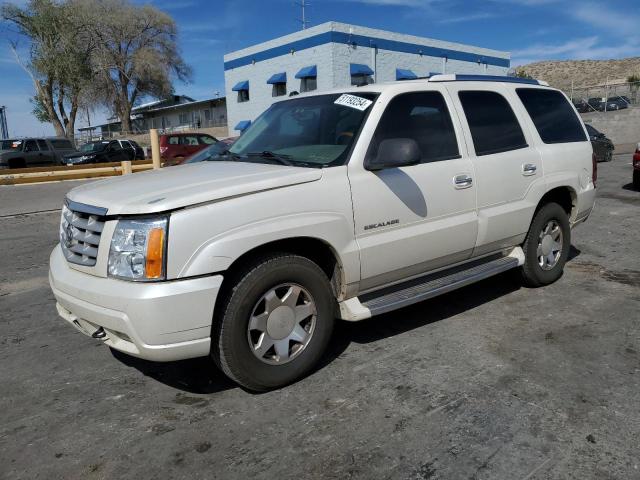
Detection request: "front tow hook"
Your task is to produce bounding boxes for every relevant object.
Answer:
[92,327,107,339]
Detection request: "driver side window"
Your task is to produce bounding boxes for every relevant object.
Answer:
[366,91,460,165]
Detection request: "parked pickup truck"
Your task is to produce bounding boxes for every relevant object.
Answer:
[49,75,596,391]
[0,137,76,168]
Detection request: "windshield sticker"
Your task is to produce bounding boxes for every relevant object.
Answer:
[334,94,373,111]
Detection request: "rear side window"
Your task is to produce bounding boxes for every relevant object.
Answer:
[367,91,460,164]
[516,89,587,144]
[458,91,527,156]
[37,140,49,150]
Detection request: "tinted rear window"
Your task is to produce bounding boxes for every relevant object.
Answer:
[516,89,587,144]
[458,90,527,156]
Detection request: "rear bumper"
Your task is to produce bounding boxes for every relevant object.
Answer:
[49,245,222,362]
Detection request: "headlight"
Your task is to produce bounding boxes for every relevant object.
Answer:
[108,217,167,281]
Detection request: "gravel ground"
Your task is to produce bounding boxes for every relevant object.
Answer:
[0,156,639,480]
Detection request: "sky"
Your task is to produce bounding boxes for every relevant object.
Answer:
[1,0,639,137]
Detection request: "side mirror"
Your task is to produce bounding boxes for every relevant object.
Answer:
[365,138,421,171]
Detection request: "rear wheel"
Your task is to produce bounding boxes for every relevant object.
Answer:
[520,202,571,287]
[212,254,335,391]
[605,150,613,162]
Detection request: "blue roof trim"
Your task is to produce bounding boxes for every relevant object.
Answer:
[396,68,417,80]
[429,72,442,77]
[351,63,374,76]
[266,72,287,84]
[453,74,541,85]
[232,80,249,91]
[224,31,510,70]
[295,65,317,78]
[235,120,251,131]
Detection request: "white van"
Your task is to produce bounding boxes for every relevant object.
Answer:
[50,75,596,391]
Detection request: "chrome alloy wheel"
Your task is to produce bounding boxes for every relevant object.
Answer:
[537,220,563,271]
[247,283,317,365]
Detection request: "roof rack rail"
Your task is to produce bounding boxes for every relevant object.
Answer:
[428,74,549,87]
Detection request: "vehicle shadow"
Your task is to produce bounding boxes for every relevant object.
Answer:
[621,183,639,192]
[110,349,236,394]
[113,247,583,394]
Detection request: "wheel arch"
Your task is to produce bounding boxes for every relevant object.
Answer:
[535,186,577,222]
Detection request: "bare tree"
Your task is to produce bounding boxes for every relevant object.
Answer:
[89,0,192,133]
[1,0,96,138]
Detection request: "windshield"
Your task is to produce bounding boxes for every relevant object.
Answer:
[80,142,109,153]
[228,92,378,167]
[185,140,234,164]
[0,140,22,150]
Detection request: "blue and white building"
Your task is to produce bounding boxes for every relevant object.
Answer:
[223,21,510,134]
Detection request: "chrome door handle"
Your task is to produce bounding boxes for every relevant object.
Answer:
[454,174,473,189]
[522,163,537,176]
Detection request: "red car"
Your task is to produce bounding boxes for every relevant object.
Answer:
[154,133,217,165]
[633,143,640,190]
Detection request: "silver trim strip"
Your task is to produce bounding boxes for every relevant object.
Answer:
[65,198,108,217]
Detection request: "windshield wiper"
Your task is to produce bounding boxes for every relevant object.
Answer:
[246,150,294,166]
[209,149,241,161]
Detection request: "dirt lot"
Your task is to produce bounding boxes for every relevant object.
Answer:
[1,156,639,480]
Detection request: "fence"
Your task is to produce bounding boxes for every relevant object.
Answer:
[569,81,640,110]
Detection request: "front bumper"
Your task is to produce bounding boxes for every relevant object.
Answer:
[49,245,222,362]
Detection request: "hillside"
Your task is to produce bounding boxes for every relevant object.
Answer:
[516,57,640,89]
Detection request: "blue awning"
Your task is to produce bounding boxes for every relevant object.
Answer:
[396,68,417,80]
[235,120,251,131]
[267,72,286,84]
[232,80,249,91]
[350,63,374,76]
[295,65,317,79]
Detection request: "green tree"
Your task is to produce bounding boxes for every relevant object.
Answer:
[89,0,192,133]
[1,0,96,138]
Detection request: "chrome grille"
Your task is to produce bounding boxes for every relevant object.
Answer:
[60,202,107,267]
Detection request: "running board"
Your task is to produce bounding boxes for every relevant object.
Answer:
[339,248,523,321]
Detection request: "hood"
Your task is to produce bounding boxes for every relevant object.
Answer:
[66,161,323,215]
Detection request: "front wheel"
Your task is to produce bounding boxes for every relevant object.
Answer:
[520,202,571,287]
[212,254,335,391]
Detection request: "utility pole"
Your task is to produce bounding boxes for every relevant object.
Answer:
[296,0,309,30]
[0,106,8,140]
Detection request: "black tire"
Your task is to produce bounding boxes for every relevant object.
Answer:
[212,254,335,392]
[520,202,571,288]
[605,150,613,162]
[634,170,640,190]
[8,158,26,169]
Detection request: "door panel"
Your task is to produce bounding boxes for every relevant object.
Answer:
[348,90,478,292]
[447,84,543,256]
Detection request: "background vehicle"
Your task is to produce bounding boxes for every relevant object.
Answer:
[116,139,145,160]
[50,76,596,392]
[587,97,603,111]
[573,99,590,113]
[152,133,217,165]
[62,140,132,165]
[586,124,614,162]
[0,137,76,168]
[182,137,237,165]
[598,96,630,111]
[633,143,640,189]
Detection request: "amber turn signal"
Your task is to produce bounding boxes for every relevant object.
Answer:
[145,228,165,279]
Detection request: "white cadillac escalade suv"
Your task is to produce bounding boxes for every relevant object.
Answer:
[50,75,596,391]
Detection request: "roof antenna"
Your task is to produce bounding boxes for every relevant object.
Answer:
[295,0,309,30]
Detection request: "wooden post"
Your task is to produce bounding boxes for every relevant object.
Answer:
[150,128,161,169]
[121,160,132,175]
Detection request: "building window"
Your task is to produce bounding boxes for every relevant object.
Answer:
[301,77,317,92]
[272,83,287,97]
[350,63,374,86]
[204,109,211,121]
[179,113,189,125]
[232,80,250,103]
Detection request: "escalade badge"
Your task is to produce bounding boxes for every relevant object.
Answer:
[364,219,399,231]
